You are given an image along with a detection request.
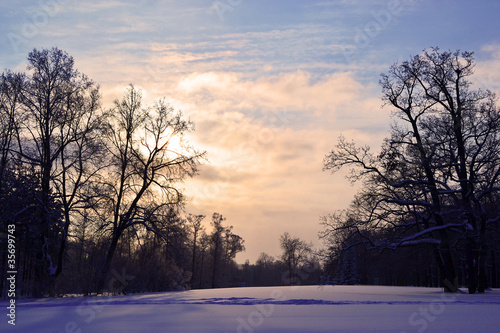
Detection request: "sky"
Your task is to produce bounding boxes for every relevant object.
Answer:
[2,0,500,264]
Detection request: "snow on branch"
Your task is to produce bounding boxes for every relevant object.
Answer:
[389,238,441,248]
[387,224,462,249]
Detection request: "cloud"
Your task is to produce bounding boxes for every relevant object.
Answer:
[68,0,132,14]
[174,70,376,115]
[476,44,500,94]
[172,69,388,261]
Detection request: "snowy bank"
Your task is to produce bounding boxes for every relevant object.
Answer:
[2,285,500,332]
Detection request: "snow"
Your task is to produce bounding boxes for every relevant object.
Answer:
[3,285,500,332]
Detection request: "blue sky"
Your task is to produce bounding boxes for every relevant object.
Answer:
[2,0,500,262]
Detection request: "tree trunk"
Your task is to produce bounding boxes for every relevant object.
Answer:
[199,250,205,289]
[465,240,477,294]
[46,210,72,296]
[408,116,458,292]
[211,256,218,289]
[491,250,498,288]
[97,229,122,294]
[478,251,487,293]
[190,232,197,288]
[34,232,46,298]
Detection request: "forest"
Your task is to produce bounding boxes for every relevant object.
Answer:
[1,47,499,298]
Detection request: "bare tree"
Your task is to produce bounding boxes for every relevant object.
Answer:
[210,213,224,288]
[209,213,245,288]
[323,48,500,293]
[0,71,25,194]
[187,214,205,288]
[197,231,210,288]
[0,71,26,296]
[2,48,103,296]
[97,85,205,293]
[280,232,312,285]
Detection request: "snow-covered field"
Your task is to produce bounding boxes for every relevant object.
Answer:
[3,285,500,332]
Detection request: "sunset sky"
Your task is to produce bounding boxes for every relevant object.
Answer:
[2,0,500,263]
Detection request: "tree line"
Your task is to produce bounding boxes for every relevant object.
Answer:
[0,48,249,297]
[240,233,322,287]
[321,48,500,293]
[0,47,323,298]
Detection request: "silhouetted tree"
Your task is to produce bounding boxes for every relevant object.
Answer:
[96,85,205,293]
[280,232,312,285]
[187,214,205,288]
[254,252,282,286]
[0,48,213,297]
[209,213,245,288]
[1,48,103,296]
[323,48,500,293]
